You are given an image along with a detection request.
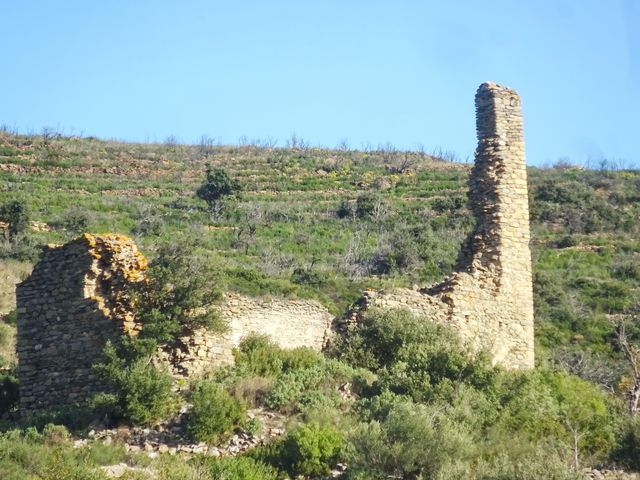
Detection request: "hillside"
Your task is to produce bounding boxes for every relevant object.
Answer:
[1,129,640,478]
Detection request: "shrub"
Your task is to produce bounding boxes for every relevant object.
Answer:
[233,334,285,377]
[132,242,225,344]
[42,423,71,446]
[196,165,241,211]
[233,334,325,378]
[347,400,474,480]
[335,199,354,219]
[18,402,96,432]
[0,200,29,241]
[265,360,356,414]
[57,207,93,235]
[93,342,179,426]
[187,381,246,443]
[355,193,380,219]
[472,443,582,480]
[291,266,325,287]
[3,309,17,326]
[333,309,498,402]
[200,456,279,480]
[611,415,640,470]
[0,371,19,415]
[0,233,40,262]
[230,377,273,408]
[280,423,345,477]
[245,417,264,437]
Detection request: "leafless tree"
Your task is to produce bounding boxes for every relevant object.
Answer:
[614,317,640,416]
[235,203,264,255]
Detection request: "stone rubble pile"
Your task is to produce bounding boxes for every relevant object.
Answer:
[74,408,288,458]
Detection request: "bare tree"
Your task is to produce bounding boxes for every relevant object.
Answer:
[614,318,640,416]
[235,203,263,255]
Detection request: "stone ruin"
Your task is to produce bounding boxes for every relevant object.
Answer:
[354,82,534,369]
[16,81,534,414]
[16,234,148,414]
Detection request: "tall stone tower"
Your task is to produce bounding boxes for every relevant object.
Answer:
[359,82,535,369]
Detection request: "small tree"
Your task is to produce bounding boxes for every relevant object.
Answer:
[0,200,29,241]
[614,315,640,416]
[131,242,226,344]
[196,165,240,212]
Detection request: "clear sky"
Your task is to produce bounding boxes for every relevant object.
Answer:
[2,1,638,166]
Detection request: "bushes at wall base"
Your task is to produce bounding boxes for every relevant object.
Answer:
[93,342,180,426]
[251,423,345,477]
[194,456,279,480]
[187,381,246,443]
[0,372,19,416]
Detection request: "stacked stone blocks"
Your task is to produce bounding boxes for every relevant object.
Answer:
[362,82,534,369]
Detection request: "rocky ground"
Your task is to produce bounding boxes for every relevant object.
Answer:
[73,407,288,458]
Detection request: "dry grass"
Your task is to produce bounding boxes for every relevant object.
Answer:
[0,322,16,367]
[0,259,32,314]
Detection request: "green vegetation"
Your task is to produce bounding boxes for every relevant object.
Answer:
[92,342,180,426]
[196,164,242,213]
[0,199,29,241]
[187,381,246,443]
[1,130,640,477]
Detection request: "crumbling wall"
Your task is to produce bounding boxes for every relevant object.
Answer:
[358,82,534,369]
[16,235,333,413]
[16,234,147,415]
[162,293,333,377]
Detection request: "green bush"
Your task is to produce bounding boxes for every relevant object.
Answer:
[0,428,111,480]
[233,334,325,378]
[187,381,246,443]
[245,417,263,437]
[197,456,279,480]
[334,309,498,402]
[0,371,19,416]
[233,334,285,377]
[472,443,582,480]
[336,199,354,219]
[347,400,474,480]
[280,423,345,477]
[265,360,355,414]
[56,207,94,235]
[2,309,17,326]
[0,200,29,241]
[132,242,225,345]
[93,342,179,426]
[18,402,97,432]
[611,415,640,470]
[196,165,241,211]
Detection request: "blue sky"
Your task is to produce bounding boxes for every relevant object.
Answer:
[2,1,638,166]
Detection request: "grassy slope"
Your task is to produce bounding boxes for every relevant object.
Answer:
[1,130,639,373]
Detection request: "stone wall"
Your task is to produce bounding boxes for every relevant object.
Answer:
[161,293,333,378]
[16,235,333,413]
[355,82,534,369]
[16,234,147,415]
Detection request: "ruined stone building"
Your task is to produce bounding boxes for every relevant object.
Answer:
[357,82,534,369]
[16,81,534,414]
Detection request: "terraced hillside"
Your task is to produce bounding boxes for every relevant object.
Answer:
[1,128,640,372]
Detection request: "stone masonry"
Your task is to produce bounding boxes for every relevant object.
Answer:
[16,234,148,415]
[160,293,333,378]
[356,82,534,369]
[16,234,333,414]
